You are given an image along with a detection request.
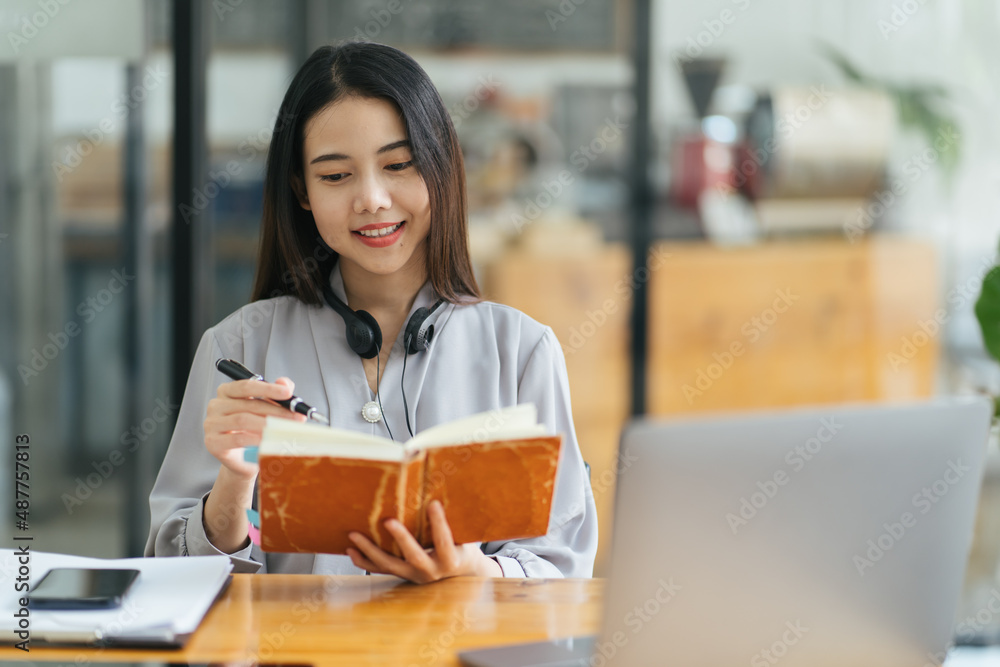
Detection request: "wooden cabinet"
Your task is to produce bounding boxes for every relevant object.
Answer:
[647,237,939,414]
[484,245,632,577]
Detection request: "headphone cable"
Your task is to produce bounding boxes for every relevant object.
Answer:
[373,342,394,441]
[402,334,414,438]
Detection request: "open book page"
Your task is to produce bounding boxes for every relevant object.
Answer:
[260,416,403,461]
[404,403,548,451]
[259,404,549,461]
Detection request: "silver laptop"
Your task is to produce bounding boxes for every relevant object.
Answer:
[460,396,993,667]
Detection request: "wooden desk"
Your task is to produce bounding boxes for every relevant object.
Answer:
[0,575,604,666]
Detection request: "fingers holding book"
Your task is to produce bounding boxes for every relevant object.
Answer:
[345,500,503,583]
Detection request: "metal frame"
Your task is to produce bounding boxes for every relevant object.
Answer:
[629,0,652,416]
[123,57,153,556]
[0,66,14,399]
[171,0,213,405]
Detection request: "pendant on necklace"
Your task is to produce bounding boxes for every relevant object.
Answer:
[361,400,382,424]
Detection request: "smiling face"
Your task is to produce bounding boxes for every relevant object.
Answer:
[295,95,431,283]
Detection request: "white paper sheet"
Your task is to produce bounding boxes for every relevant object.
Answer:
[0,548,232,644]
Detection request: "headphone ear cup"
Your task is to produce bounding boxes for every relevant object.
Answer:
[348,309,382,359]
[404,307,431,354]
[420,324,435,350]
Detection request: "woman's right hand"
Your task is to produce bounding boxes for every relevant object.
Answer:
[203,377,307,481]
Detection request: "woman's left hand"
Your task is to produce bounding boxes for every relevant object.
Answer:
[346,500,503,583]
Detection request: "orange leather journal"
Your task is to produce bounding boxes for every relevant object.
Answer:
[255,405,562,555]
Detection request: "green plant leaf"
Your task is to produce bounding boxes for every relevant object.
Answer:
[975,265,1000,363]
[816,42,869,84]
[816,43,961,185]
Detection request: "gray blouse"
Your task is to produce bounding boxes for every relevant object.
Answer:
[145,265,598,577]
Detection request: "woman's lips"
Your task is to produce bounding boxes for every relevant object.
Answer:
[354,221,405,247]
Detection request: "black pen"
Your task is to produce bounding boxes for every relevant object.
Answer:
[215,358,330,425]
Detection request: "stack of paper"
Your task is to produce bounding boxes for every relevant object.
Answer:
[0,549,232,646]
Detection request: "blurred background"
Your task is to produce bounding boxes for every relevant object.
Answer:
[2,0,1000,637]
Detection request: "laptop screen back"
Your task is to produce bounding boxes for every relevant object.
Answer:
[599,397,992,667]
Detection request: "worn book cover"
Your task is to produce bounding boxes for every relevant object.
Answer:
[255,405,562,555]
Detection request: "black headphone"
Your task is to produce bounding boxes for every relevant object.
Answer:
[320,276,445,359]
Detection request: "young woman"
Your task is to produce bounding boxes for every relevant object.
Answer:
[145,42,597,581]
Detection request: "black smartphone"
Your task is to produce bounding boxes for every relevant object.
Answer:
[27,567,140,610]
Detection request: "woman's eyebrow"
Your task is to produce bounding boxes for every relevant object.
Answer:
[309,139,411,165]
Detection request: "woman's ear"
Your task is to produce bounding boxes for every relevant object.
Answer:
[290,173,312,211]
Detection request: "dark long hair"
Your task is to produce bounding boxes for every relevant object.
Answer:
[250,42,481,305]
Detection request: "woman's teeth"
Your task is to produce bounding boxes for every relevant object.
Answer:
[357,223,402,238]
